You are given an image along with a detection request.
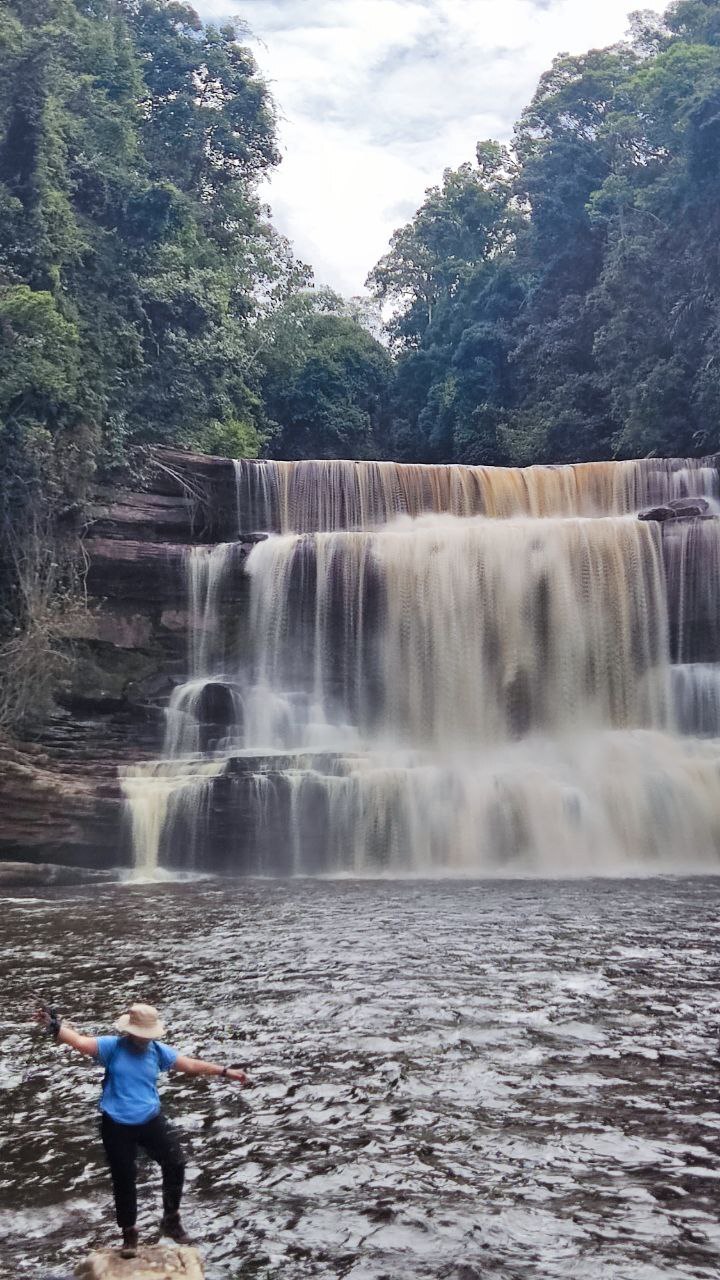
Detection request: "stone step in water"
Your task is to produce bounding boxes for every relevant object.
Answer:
[75,1243,203,1279]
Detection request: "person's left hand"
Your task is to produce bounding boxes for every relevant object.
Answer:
[226,1068,249,1085]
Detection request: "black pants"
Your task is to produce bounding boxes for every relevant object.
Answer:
[100,1111,185,1230]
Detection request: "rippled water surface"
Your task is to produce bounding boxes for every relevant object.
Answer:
[2,877,720,1279]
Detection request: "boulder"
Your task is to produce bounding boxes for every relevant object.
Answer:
[638,505,676,522]
[668,496,710,515]
[195,680,242,752]
[639,498,711,522]
[75,1244,203,1279]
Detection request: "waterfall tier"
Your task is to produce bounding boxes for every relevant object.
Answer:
[120,455,720,877]
[234,456,719,532]
[245,517,670,745]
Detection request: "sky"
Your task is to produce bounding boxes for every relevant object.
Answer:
[196,0,668,296]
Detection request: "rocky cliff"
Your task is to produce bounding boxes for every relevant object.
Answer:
[0,450,243,870]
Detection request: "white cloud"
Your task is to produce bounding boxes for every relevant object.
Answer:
[196,0,668,294]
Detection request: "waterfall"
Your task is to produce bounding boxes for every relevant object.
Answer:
[671,665,720,736]
[120,758,224,879]
[245,517,670,745]
[234,456,719,533]
[122,455,720,877]
[663,519,720,662]
[272,732,720,874]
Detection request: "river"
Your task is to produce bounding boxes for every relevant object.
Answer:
[1,876,720,1279]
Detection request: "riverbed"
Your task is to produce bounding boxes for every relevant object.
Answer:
[1,877,720,1279]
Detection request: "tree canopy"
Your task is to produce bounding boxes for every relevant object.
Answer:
[367,0,720,465]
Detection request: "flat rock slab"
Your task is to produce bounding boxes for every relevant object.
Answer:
[75,1245,203,1279]
[0,861,116,888]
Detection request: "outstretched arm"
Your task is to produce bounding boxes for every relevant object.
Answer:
[172,1054,248,1085]
[34,1009,98,1058]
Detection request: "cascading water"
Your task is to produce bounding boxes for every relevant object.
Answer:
[118,544,241,876]
[234,455,720,532]
[121,454,720,877]
[246,517,671,744]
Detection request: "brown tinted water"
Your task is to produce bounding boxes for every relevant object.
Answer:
[1,877,720,1279]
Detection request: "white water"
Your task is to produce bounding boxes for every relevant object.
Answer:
[671,663,720,736]
[234,455,720,532]
[121,457,720,876]
[120,758,225,878]
[246,516,671,745]
[276,730,720,875]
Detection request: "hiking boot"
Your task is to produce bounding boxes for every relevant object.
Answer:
[120,1226,139,1258]
[160,1212,191,1245]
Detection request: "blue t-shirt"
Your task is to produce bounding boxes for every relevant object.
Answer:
[96,1035,178,1125]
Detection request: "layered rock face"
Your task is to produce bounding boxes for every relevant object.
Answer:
[0,450,242,869]
[3,450,720,876]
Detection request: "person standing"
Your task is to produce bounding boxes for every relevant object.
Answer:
[36,1002,248,1258]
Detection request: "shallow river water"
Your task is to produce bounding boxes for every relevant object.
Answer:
[1,877,720,1280]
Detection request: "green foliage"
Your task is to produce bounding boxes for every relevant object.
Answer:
[193,417,263,460]
[0,0,301,507]
[667,0,720,44]
[0,285,78,410]
[368,143,516,349]
[369,1,720,464]
[258,291,393,459]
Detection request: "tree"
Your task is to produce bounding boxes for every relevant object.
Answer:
[591,36,720,455]
[369,0,720,465]
[252,291,392,460]
[367,143,516,347]
[366,144,519,460]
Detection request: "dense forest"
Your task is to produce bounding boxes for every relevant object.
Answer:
[373,0,720,466]
[1,0,720,723]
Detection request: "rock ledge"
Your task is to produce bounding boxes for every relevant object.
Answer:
[75,1244,203,1279]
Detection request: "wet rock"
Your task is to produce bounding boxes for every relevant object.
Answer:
[148,447,237,541]
[0,860,116,887]
[0,739,124,866]
[160,609,190,633]
[59,649,167,718]
[195,680,242,752]
[639,497,710,522]
[75,1244,203,1279]
[125,670,177,709]
[668,496,710,514]
[85,490,197,544]
[59,604,154,651]
[639,505,677,522]
[670,504,707,520]
[84,539,188,603]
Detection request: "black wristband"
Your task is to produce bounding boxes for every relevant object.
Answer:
[47,1014,62,1039]
[221,1066,228,1077]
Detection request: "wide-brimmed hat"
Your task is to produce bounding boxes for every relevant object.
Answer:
[115,1003,165,1040]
